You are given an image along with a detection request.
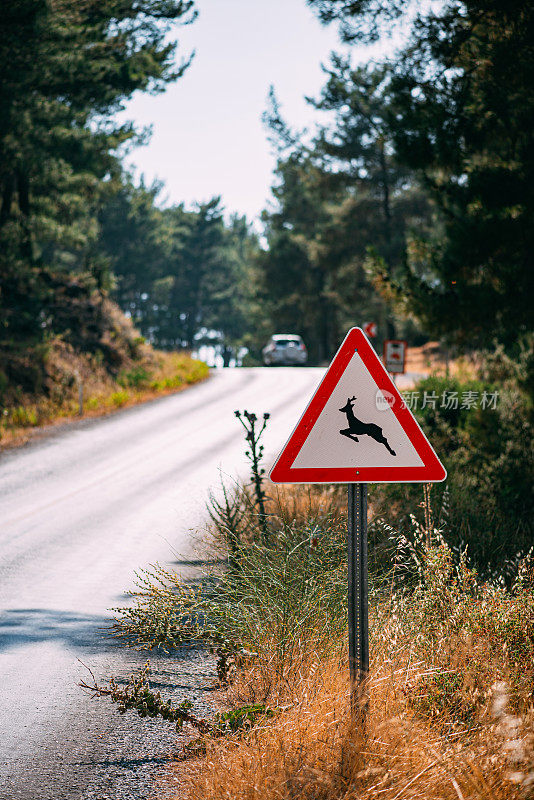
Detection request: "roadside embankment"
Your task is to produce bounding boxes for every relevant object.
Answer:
[0,345,208,449]
[0,307,209,449]
[105,479,533,798]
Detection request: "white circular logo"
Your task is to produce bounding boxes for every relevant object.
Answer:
[375,390,395,411]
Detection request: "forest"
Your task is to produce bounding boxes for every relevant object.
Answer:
[0,0,532,376]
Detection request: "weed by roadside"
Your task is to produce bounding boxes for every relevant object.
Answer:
[111,483,348,692]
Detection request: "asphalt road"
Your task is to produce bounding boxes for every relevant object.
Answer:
[0,365,423,798]
[0,366,325,799]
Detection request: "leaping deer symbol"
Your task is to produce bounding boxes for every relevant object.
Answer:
[339,396,396,457]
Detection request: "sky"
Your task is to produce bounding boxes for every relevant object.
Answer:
[115,0,350,223]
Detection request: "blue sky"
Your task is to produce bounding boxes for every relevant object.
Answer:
[116,0,351,222]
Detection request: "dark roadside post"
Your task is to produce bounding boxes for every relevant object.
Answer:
[347,483,369,716]
[78,378,84,416]
[74,369,83,416]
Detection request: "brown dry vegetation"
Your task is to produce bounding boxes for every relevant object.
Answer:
[165,486,534,800]
[186,663,533,800]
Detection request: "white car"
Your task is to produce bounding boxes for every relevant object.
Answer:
[262,334,308,366]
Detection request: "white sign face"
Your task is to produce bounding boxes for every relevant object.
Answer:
[292,350,423,470]
[384,340,406,374]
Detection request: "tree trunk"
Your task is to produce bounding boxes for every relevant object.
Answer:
[17,169,33,261]
[0,173,15,227]
[379,143,391,234]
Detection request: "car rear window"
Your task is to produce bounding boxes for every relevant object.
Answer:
[274,338,300,346]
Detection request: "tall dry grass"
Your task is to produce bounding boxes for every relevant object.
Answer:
[181,593,534,799]
[186,655,533,800]
[110,473,532,799]
[168,486,534,800]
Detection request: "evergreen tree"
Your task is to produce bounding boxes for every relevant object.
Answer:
[203,214,260,361]
[309,0,534,347]
[258,78,430,362]
[310,57,429,267]
[97,178,173,329]
[98,187,259,354]
[0,0,196,355]
[259,146,335,363]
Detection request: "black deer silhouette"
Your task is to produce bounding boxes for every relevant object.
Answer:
[339,396,396,456]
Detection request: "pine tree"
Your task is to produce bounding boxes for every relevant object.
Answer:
[309,0,534,347]
[0,0,196,353]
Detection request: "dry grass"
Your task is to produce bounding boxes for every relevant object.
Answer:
[164,485,534,800]
[183,656,533,800]
[267,484,346,530]
[405,342,477,380]
[177,621,533,800]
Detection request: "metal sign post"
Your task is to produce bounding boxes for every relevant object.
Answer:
[347,483,369,714]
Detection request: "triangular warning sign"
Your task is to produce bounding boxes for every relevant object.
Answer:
[270,328,446,484]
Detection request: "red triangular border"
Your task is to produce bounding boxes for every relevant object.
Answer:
[269,328,447,484]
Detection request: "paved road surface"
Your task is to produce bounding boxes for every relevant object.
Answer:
[0,367,326,798]
[0,365,421,798]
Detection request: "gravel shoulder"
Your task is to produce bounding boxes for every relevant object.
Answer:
[2,646,216,800]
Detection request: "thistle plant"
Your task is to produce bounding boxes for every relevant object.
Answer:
[234,410,270,543]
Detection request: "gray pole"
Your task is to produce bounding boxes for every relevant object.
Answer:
[347,483,369,712]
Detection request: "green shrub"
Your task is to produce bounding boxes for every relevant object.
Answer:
[373,523,534,724]
[110,390,130,407]
[113,509,348,693]
[186,361,209,383]
[112,417,348,689]
[118,366,150,389]
[371,372,533,575]
[9,405,38,427]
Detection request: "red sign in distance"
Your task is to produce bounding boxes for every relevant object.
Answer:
[363,321,377,338]
[383,339,407,374]
[270,328,446,484]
